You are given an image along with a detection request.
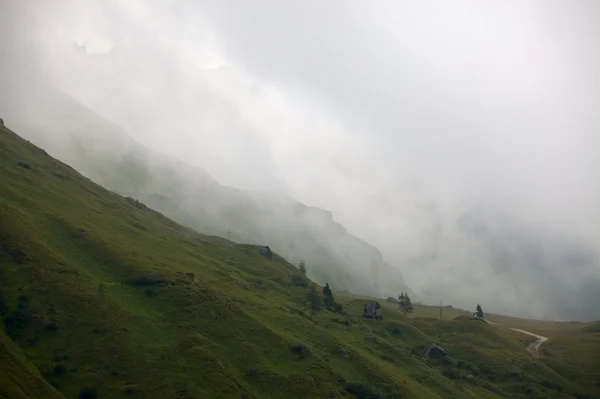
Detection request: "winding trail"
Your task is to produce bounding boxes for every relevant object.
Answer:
[485,319,548,357]
[510,328,548,357]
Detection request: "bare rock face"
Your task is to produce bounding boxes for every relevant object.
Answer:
[339,348,350,359]
[423,343,447,358]
[362,301,383,320]
[259,246,272,260]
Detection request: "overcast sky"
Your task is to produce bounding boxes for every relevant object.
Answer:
[1,0,599,309]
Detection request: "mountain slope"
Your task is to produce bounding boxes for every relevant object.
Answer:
[0,74,412,300]
[0,330,65,399]
[0,121,436,398]
[2,118,600,398]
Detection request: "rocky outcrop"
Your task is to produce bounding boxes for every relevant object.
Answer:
[339,348,350,359]
[259,246,272,260]
[423,343,447,358]
[362,302,383,320]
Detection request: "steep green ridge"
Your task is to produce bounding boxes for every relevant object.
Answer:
[1,125,599,398]
[0,75,412,300]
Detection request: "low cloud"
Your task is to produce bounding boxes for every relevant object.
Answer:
[1,0,599,320]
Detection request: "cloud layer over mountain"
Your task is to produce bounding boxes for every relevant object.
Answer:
[1,0,599,320]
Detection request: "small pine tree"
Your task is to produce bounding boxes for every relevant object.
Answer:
[404,293,414,313]
[322,283,335,310]
[298,260,307,276]
[306,284,321,319]
[476,303,484,319]
[398,293,405,310]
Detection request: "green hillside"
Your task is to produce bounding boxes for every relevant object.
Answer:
[0,329,65,399]
[0,76,413,301]
[1,124,599,398]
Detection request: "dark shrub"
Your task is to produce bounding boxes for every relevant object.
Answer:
[16,161,31,169]
[4,309,31,337]
[410,343,426,356]
[52,172,67,180]
[457,361,475,371]
[443,368,460,380]
[53,363,67,375]
[92,327,107,335]
[79,386,98,399]
[291,275,308,288]
[245,368,258,378]
[477,363,494,377]
[9,250,26,264]
[46,322,58,331]
[504,371,521,379]
[438,357,453,367]
[126,277,166,287]
[520,385,533,395]
[540,380,563,392]
[332,302,344,313]
[345,383,383,399]
[291,344,309,359]
[330,318,350,326]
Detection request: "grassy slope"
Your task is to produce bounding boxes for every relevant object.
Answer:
[486,313,600,394]
[0,124,599,399]
[0,329,65,399]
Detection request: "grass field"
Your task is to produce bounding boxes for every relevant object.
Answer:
[1,124,599,398]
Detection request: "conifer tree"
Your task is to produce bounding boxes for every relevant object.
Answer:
[398,292,405,311]
[404,293,414,313]
[306,284,321,319]
[322,283,335,310]
[476,303,484,319]
[298,260,307,276]
[398,292,414,314]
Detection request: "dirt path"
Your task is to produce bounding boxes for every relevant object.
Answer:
[484,319,548,357]
[510,328,548,357]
